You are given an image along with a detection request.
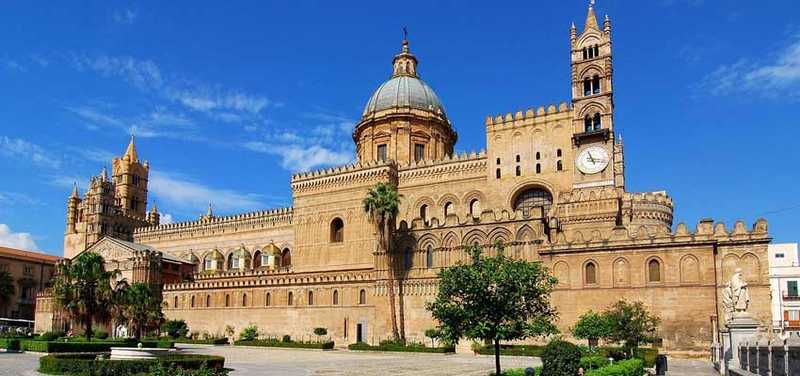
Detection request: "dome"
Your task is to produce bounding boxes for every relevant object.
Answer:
[363,76,448,120]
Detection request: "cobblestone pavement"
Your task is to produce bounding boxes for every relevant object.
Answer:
[0,347,718,376]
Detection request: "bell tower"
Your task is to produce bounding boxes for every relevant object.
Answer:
[112,136,149,219]
[570,1,620,188]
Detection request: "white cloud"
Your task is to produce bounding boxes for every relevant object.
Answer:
[245,142,352,172]
[159,213,174,225]
[64,106,126,130]
[78,148,116,163]
[0,192,41,206]
[0,136,61,169]
[0,224,39,250]
[166,87,270,114]
[71,54,163,91]
[50,175,89,191]
[702,34,800,98]
[149,170,264,213]
[113,8,138,25]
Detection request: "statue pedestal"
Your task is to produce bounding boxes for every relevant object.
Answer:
[721,315,761,375]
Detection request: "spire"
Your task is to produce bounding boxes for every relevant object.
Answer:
[123,135,139,163]
[150,201,158,213]
[584,0,599,32]
[101,166,108,182]
[392,27,418,78]
[70,182,79,199]
[207,202,213,217]
[603,14,611,34]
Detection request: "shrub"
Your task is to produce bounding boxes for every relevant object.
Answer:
[171,337,229,345]
[476,344,545,357]
[0,338,20,351]
[580,356,610,370]
[541,340,581,376]
[235,339,334,350]
[162,319,190,339]
[489,368,541,376]
[239,325,258,341]
[38,353,225,375]
[282,335,291,343]
[585,359,644,376]
[20,339,174,353]
[149,363,229,376]
[94,330,109,340]
[38,331,64,341]
[347,341,455,353]
[313,327,327,337]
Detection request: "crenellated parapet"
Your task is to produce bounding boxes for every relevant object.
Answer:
[163,268,374,292]
[290,160,396,195]
[397,151,486,185]
[133,207,293,243]
[485,102,572,130]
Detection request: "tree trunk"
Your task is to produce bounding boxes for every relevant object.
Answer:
[494,338,501,376]
[398,278,406,341]
[382,219,400,341]
[84,316,92,341]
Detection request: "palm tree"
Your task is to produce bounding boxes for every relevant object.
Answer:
[363,182,402,341]
[123,282,164,340]
[52,252,117,340]
[0,271,15,312]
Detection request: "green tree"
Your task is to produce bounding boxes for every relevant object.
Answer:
[0,271,15,308]
[123,282,164,340]
[603,300,660,357]
[424,328,440,348]
[52,252,118,340]
[162,319,189,339]
[571,310,611,348]
[427,245,559,376]
[239,325,258,341]
[363,182,402,340]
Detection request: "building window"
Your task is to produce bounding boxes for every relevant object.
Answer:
[789,281,799,297]
[206,295,211,307]
[592,75,601,94]
[377,144,387,161]
[204,258,213,271]
[585,262,597,285]
[359,289,366,305]
[648,259,662,283]
[536,152,540,160]
[557,149,562,157]
[496,158,500,165]
[469,199,481,219]
[776,253,785,258]
[414,144,425,161]
[308,291,314,306]
[593,113,601,130]
[330,218,344,243]
[513,188,553,218]
[536,163,541,174]
[225,294,230,307]
[426,245,433,269]
[404,247,413,269]
[496,168,501,179]
[23,265,33,275]
[0,263,7,272]
[288,292,294,306]
[515,155,520,162]
[443,202,453,217]
[594,45,599,57]
[420,204,428,223]
[516,166,521,176]
[265,292,271,306]
[242,293,248,307]
[584,78,591,96]
[173,296,178,309]
[191,296,195,308]
[557,160,563,171]
[281,249,291,267]
[333,290,339,305]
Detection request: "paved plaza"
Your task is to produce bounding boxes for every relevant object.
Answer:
[0,345,718,376]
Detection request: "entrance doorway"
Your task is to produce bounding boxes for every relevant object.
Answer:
[356,322,367,343]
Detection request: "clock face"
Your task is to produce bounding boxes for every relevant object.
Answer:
[576,146,610,174]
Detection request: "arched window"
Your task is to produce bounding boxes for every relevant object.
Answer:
[535,152,541,160]
[265,292,271,306]
[557,160,563,171]
[557,149,562,157]
[496,168,501,179]
[513,188,553,218]
[404,247,413,269]
[206,295,211,307]
[173,296,178,309]
[536,163,541,174]
[584,115,593,132]
[426,245,433,269]
[308,291,314,305]
[333,290,339,305]
[583,78,591,96]
[252,251,262,268]
[420,204,428,222]
[225,294,230,307]
[444,202,453,217]
[516,166,521,176]
[648,259,662,282]
[496,157,500,165]
[288,291,294,306]
[281,249,291,267]
[585,262,597,285]
[592,75,601,94]
[330,218,344,243]
[204,257,213,271]
[582,47,588,59]
[191,296,195,308]
[242,293,248,307]
[359,289,366,305]
[593,45,599,57]
[470,199,481,219]
[515,154,520,162]
[592,113,602,130]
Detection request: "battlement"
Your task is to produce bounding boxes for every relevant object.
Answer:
[290,160,395,194]
[163,267,374,292]
[485,102,572,128]
[133,207,293,238]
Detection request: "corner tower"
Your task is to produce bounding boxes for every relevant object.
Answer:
[569,2,621,189]
[112,136,149,219]
[354,33,457,163]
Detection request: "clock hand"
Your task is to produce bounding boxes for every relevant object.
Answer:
[587,152,596,164]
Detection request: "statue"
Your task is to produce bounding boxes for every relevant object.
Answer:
[722,268,751,322]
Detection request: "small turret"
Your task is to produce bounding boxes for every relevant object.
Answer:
[392,28,418,78]
[604,14,611,35]
[66,182,81,234]
[148,202,161,226]
[201,203,215,221]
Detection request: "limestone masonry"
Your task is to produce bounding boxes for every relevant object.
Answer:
[37,3,772,353]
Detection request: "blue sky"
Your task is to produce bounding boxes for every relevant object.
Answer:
[0,0,797,256]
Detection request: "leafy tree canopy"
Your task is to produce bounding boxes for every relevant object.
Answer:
[603,300,660,356]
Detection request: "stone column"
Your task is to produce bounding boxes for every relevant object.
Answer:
[723,315,761,374]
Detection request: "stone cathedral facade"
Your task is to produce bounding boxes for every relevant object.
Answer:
[37,4,772,353]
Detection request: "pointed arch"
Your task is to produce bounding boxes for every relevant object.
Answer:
[612,257,630,286]
[442,231,458,248]
[462,229,488,247]
[583,259,598,286]
[645,256,664,283]
[680,254,701,284]
[488,227,512,246]
[740,252,760,283]
[553,261,570,289]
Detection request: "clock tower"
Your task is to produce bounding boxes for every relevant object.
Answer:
[570,2,621,189]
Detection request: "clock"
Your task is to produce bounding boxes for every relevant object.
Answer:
[576,146,609,174]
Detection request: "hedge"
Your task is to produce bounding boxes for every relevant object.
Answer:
[476,344,545,357]
[490,367,542,376]
[21,339,174,353]
[580,356,611,370]
[234,339,334,350]
[170,337,229,345]
[585,359,645,376]
[476,345,658,367]
[0,338,21,351]
[348,342,455,353]
[39,353,225,375]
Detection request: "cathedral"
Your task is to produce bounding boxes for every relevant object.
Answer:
[36,3,772,354]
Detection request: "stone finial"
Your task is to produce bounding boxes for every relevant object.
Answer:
[584,0,600,31]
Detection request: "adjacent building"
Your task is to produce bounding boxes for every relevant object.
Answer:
[768,243,800,337]
[36,3,774,353]
[0,246,60,320]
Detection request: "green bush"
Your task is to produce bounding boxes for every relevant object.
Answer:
[20,339,174,353]
[282,335,291,343]
[161,319,190,339]
[633,348,658,368]
[239,325,258,341]
[171,337,228,345]
[38,331,64,341]
[94,330,109,340]
[313,327,327,337]
[39,353,225,375]
[489,367,541,376]
[149,363,229,376]
[476,344,545,357]
[347,341,455,353]
[235,339,334,350]
[585,359,644,376]
[0,338,20,351]
[580,356,610,370]
[541,340,581,376]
